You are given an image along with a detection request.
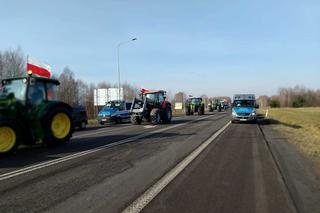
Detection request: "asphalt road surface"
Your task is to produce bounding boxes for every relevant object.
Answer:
[0,112,300,213]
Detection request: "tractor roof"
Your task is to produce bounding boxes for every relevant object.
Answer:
[1,76,60,85]
[143,90,165,94]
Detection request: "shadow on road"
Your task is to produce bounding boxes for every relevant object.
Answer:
[258,118,302,129]
[0,133,137,169]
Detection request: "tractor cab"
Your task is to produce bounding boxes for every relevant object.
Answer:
[142,90,166,106]
[0,76,59,107]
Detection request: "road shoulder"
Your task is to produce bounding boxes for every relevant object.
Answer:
[259,123,320,213]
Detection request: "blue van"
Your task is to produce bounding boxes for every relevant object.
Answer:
[98,100,132,125]
[231,94,258,123]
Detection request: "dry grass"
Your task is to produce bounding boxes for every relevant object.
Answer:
[259,108,320,165]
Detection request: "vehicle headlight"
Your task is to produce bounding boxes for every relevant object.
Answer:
[251,112,256,116]
[232,111,237,116]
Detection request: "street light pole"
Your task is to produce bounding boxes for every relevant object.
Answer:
[117,38,137,101]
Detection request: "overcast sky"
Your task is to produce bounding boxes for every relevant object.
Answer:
[0,0,319,97]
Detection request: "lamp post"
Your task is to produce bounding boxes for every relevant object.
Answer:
[117,38,137,100]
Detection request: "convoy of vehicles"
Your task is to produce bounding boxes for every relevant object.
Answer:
[0,66,260,156]
[231,94,258,123]
[130,90,172,125]
[185,97,205,115]
[98,100,132,125]
[0,73,73,155]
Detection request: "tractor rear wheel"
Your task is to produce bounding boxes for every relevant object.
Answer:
[163,107,172,123]
[199,106,205,115]
[0,119,21,156]
[185,107,190,116]
[43,107,73,146]
[150,108,161,124]
[131,116,142,125]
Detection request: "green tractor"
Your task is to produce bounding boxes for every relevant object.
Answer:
[0,74,74,156]
[208,98,223,112]
[185,97,205,116]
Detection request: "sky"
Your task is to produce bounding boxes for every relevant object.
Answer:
[0,0,319,98]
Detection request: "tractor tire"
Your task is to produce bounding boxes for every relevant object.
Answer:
[116,117,122,124]
[150,108,161,124]
[185,107,191,116]
[43,107,73,146]
[163,107,172,123]
[201,106,205,115]
[0,119,21,156]
[131,116,142,125]
[80,121,87,130]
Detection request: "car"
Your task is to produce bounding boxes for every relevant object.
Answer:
[98,100,132,125]
[72,105,88,129]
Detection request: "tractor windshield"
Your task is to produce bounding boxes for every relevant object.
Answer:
[145,92,165,103]
[0,78,27,101]
[191,98,201,104]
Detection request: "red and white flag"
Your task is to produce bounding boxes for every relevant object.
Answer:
[27,56,51,78]
[141,88,150,93]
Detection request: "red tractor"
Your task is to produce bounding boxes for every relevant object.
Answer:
[130,90,172,125]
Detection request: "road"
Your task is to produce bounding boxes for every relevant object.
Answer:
[0,112,299,213]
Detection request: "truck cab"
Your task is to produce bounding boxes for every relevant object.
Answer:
[231,94,257,123]
[98,100,132,124]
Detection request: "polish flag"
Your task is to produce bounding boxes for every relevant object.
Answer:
[27,57,51,78]
[141,88,150,93]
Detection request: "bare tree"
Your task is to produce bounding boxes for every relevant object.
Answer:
[122,82,138,102]
[57,67,78,106]
[0,47,25,80]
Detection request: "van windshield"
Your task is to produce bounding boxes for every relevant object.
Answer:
[233,100,255,107]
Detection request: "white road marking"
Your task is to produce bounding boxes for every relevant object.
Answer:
[143,125,157,129]
[73,125,134,139]
[122,121,231,213]
[0,115,217,182]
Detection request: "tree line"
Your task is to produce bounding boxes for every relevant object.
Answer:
[258,86,320,108]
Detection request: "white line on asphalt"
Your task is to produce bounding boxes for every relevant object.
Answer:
[0,115,218,182]
[73,125,135,139]
[143,125,156,129]
[122,121,231,213]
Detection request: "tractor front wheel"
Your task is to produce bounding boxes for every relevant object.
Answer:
[151,108,161,124]
[185,107,190,116]
[0,119,21,156]
[43,107,73,146]
[131,116,142,125]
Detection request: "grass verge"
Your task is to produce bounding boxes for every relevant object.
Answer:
[259,108,320,168]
